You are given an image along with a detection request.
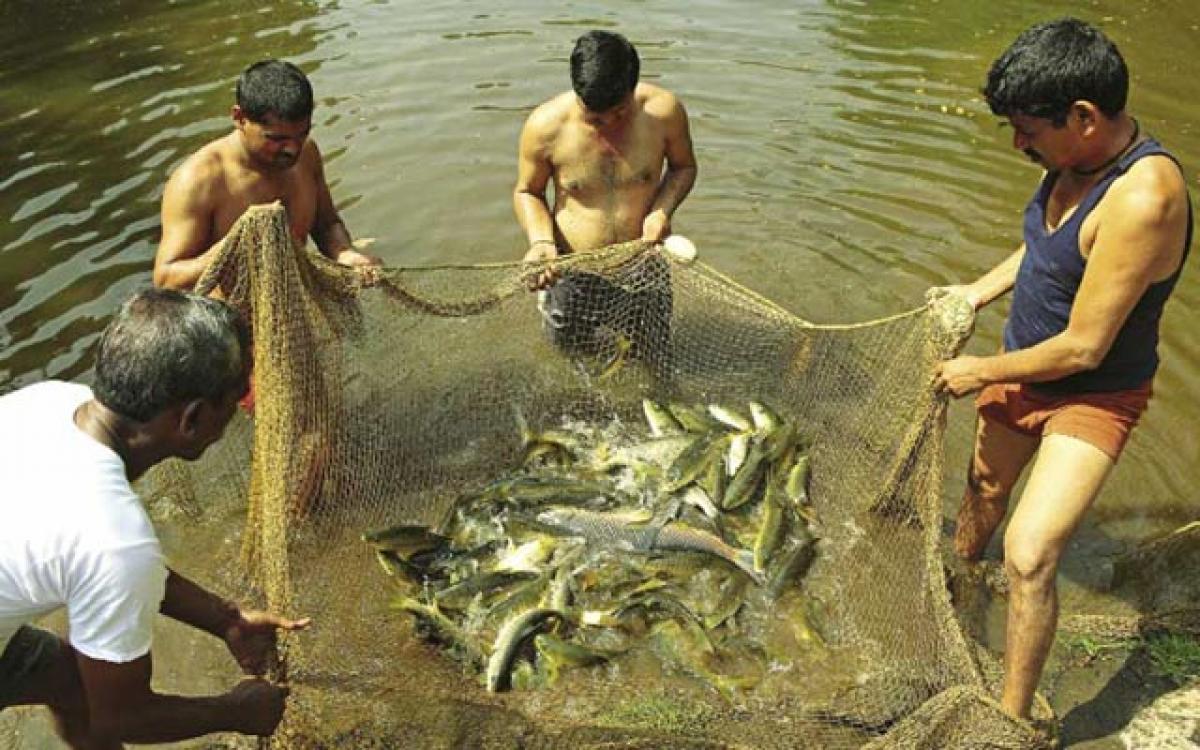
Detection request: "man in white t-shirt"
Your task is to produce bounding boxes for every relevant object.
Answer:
[0,289,308,747]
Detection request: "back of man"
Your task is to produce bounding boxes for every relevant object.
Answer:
[0,381,165,670]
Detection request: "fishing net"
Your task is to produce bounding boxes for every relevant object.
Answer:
[148,202,1054,748]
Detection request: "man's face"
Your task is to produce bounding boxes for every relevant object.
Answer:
[580,94,634,132]
[234,108,311,170]
[1006,113,1077,170]
[175,370,247,461]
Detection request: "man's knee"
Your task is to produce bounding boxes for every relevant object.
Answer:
[1003,531,1061,586]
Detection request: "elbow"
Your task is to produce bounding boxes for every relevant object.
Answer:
[151,264,170,289]
[1075,348,1106,372]
[1066,341,1107,373]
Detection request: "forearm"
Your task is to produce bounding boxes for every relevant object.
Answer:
[101,691,241,744]
[160,569,237,639]
[977,331,1102,385]
[314,219,353,260]
[649,165,697,219]
[153,244,223,291]
[965,246,1025,309]
[514,191,557,247]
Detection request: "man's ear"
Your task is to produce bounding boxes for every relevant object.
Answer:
[1070,101,1100,134]
[179,400,205,438]
[232,105,246,129]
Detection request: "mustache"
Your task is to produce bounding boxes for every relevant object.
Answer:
[1023,148,1042,163]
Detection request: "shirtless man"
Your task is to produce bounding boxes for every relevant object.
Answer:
[514,31,697,360]
[154,59,378,291]
[930,18,1191,719]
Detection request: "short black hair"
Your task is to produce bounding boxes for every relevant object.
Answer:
[94,289,251,422]
[983,18,1128,125]
[236,59,314,122]
[570,31,640,112]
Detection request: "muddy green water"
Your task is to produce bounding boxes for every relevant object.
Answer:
[2,1,1197,747]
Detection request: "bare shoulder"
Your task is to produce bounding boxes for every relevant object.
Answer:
[299,136,326,175]
[164,137,227,199]
[519,93,571,155]
[1109,152,1189,222]
[524,93,571,134]
[638,83,685,120]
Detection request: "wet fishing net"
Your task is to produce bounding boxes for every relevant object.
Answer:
[150,202,1055,749]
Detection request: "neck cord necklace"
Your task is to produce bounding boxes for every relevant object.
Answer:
[1072,118,1140,177]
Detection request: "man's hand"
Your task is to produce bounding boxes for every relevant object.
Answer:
[933,356,991,397]
[522,241,560,290]
[641,210,671,243]
[335,247,382,268]
[223,609,311,676]
[227,678,290,736]
[925,284,982,311]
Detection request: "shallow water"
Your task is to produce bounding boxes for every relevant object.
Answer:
[2,1,1197,747]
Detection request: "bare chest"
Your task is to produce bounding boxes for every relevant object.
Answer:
[552,121,665,197]
[215,169,317,243]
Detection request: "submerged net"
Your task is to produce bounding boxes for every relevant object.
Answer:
[155,203,1052,748]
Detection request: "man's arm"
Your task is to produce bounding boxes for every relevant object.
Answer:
[513,108,558,252]
[161,569,309,674]
[153,159,221,291]
[960,244,1026,310]
[514,107,560,288]
[75,652,286,743]
[310,141,379,267]
[935,178,1184,395]
[642,93,698,243]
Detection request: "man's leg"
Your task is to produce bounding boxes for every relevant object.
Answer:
[2,628,118,749]
[1000,433,1115,718]
[954,413,1040,561]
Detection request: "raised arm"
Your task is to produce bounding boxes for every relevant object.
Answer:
[310,141,379,267]
[153,158,222,290]
[642,92,698,242]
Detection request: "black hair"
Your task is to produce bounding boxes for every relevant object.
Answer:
[235,59,314,122]
[570,30,640,112]
[94,289,251,422]
[984,18,1128,125]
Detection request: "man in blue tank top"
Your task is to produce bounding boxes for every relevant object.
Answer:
[930,18,1192,720]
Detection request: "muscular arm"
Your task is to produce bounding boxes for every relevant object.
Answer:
[75,652,260,743]
[937,170,1187,393]
[309,141,355,261]
[159,569,237,637]
[513,108,558,254]
[153,159,222,290]
[644,95,698,235]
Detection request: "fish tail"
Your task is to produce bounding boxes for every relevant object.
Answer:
[734,549,766,586]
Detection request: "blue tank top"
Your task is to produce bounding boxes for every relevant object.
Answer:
[1003,138,1193,394]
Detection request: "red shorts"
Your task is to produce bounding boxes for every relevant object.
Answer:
[975,380,1152,460]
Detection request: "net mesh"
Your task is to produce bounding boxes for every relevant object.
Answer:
[154,202,1054,748]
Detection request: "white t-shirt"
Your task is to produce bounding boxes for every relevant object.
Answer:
[0,381,167,663]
